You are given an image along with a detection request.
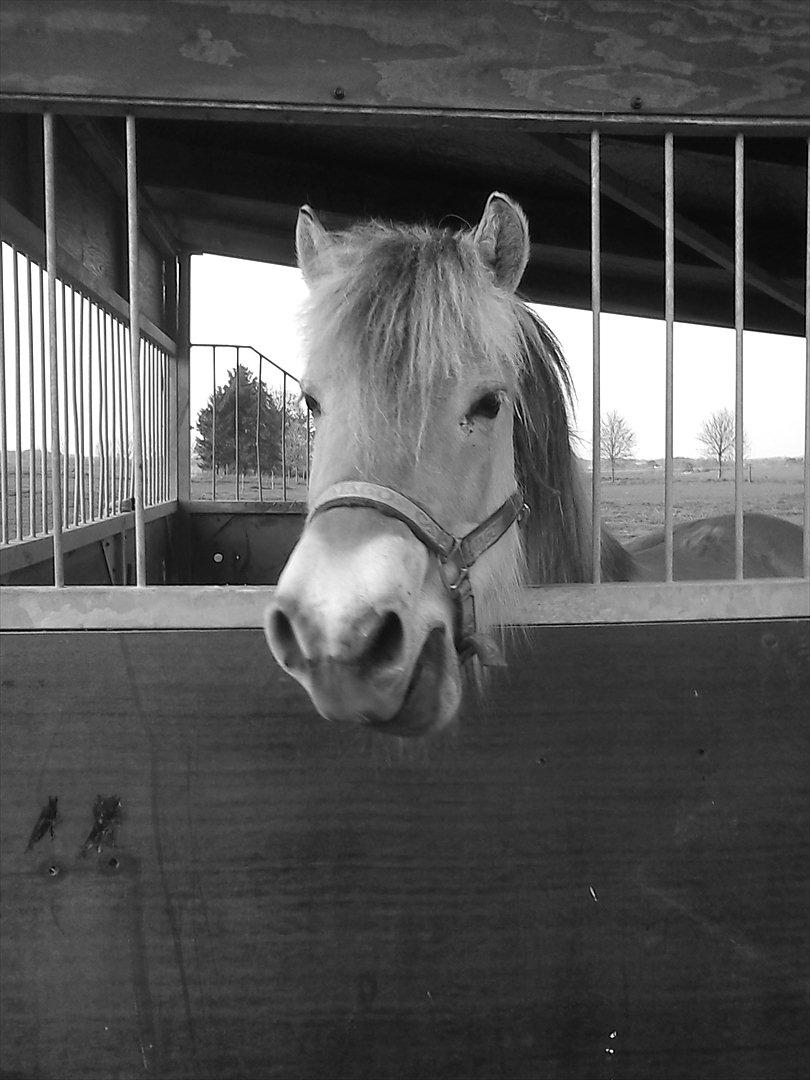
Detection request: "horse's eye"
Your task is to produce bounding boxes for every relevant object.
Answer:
[303,393,321,417]
[470,392,502,420]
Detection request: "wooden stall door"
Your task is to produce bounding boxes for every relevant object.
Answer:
[1,620,807,1079]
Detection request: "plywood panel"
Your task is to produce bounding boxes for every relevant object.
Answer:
[1,620,808,1078]
[1,1,808,120]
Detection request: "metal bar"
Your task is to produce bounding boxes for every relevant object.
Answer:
[25,256,36,536]
[126,114,147,584]
[111,315,121,514]
[70,288,80,526]
[95,305,104,517]
[122,319,131,505]
[282,371,287,502]
[0,243,8,544]
[161,348,168,502]
[77,289,86,522]
[211,345,217,500]
[734,134,745,581]
[38,263,48,531]
[12,248,23,540]
[256,349,263,500]
[804,136,810,578]
[60,282,68,522]
[234,349,240,500]
[43,113,64,583]
[590,130,601,584]
[84,296,93,522]
[150,342,157,505]
[174,254,190,505]
[664,132,675,582]
[101,312,110,516]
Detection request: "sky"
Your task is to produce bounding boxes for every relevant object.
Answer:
[189,254,806,461]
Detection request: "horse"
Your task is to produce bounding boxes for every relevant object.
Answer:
[264,193,803,737]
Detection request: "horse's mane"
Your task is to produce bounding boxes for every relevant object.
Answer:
[302,218,635,586]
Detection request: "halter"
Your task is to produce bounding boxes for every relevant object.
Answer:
[307,481,529,667]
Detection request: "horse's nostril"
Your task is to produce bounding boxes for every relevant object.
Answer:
[269,607,303,670]
[363,610,405,670]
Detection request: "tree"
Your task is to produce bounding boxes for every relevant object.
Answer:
[194,364,282,476]
[600,410,637,482]
[696,408,748,479]
[271,391,311,484]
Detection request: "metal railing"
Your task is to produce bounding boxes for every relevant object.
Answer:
[189,343,311,504]
[587,131,810,583]
[0,240,172,548]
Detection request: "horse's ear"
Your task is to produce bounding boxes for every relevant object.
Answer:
[472,192,529,292]
[296,205,331,284]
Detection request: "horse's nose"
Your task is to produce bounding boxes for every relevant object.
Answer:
[266,597,406,678]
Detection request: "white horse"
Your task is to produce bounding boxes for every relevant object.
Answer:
[265,194,802,736]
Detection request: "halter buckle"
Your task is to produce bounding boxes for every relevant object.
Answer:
[438,542,470,594]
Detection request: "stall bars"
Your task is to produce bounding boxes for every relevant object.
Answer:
[0,244,172,544]
[0,114,808,622]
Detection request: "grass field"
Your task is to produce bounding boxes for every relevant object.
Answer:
[191,459,805,547]
[5,458,805,548]
[597,459,805,544]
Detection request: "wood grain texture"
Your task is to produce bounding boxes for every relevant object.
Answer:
[1,620,808,1078]
[1,1,808,119]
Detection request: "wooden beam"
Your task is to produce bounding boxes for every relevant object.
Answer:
[63,117,177,258]
[0,197,176,353]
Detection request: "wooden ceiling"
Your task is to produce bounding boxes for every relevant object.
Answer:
[2,0,808,335]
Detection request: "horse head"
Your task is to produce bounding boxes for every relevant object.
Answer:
[265,193,610,735]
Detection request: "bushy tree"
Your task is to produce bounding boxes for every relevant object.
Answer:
[195,365,282,475]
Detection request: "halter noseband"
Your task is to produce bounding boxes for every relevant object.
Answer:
[307,481,529,667]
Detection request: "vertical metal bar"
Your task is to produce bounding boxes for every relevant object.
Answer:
[117,320,126,510]
[211,345,217,500]
[83,295,92,522]
[70,288,80,526]
[95,306,104,517]
[803,136,810,578]
[0,243,8,544]
[590,130,602,584]
[282,370,287,502]
[101,312,110,515]
[161,349,168,501]
[122,319,131,505]
[174,255,191,505]
[126,115,147,584]
[664,132,675,582]
[77,290,86,522]
[111,315,120,514]
[39,265,48,531]
[27,257,37,536]
[256,350,263,500]
[734,134,745,581]
[60,281,69,521]
[43,113,64,583]
[150,342,157,505]
[12,248,23,540]
[234,349,240,500]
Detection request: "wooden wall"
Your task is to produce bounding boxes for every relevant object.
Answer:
[0,114,171,333]
[1,619,807,1079]
[1,1,808,122]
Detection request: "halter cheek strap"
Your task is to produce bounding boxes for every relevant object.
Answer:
[307,481,528,666]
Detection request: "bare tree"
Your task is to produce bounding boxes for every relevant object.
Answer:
[696,408,743,479]
[600,410,637,482]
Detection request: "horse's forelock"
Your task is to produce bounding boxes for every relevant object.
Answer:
[302,220,523,439]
